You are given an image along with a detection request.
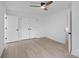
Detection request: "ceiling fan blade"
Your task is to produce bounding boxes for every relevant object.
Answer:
[45,1,53,6]
[30,5,41,7]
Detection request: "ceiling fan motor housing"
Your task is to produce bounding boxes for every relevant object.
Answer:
[41,2,45,6]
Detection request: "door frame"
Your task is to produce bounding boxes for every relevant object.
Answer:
[65,8,72,54]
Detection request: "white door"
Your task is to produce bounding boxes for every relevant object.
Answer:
[68,9,72,54]
[5,15,19,43]
[65,9,72,54]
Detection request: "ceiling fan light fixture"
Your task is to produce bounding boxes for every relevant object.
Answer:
[41,5,45,9]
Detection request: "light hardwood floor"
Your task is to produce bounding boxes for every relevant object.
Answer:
[1,38,77,58]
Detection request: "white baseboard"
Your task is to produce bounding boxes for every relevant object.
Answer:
[44,36,65,44]
[6,36,64,45]
[6,37,44,44]
[43,37,64,45]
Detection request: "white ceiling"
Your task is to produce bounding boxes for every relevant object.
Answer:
[4,1,71,18]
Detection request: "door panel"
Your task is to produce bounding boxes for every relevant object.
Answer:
[5,15,18,43]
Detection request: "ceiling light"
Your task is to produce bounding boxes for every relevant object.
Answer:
[41,5,46,9]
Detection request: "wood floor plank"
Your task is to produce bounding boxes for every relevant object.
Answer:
[1,38,77,58]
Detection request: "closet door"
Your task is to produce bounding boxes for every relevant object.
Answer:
[5,15,19,43]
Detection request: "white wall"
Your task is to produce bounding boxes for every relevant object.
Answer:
[0,2,5,57]
[43,10,68,44]
[72,2,79,57]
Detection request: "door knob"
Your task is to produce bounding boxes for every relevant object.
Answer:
[68,32,72,35]
[28,28,32,30]
[5,37,7,40]
[5,27,7,30]
[16,29,19,31]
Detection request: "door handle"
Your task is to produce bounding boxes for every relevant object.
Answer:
[5,27,7,30]
[68,32,72,35]
[28,28,32,30]
[16,29,19,31]
[5,37,7,40]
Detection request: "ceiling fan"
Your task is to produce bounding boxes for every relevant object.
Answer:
[30,1,53,11]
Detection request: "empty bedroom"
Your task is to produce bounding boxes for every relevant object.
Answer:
[0,0,79,58]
